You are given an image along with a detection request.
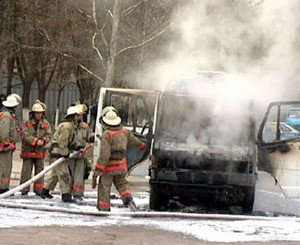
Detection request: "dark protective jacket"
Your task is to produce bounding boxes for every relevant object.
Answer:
[21,117,52,158]
[95,126,145,175]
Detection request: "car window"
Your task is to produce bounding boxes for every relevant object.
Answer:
[262,106,277,142]
[110,94,133,127]
[259,102,300,143]
[280,124,292,132]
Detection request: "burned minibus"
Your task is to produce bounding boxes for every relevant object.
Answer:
[94,71,257,212]
[148,72,257,211]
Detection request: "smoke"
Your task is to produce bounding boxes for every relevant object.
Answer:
[128,0,300,146]
[132,0,300,94]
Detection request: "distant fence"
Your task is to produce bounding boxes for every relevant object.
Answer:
[0,72,98,123]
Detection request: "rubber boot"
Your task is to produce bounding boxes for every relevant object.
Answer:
[0,188,9,194]
[21,191,28,196]
[62,193,76,203]
[40,188,53,199]
[35,191,42,196]
[125,195,137,212]
[73,195,83,201]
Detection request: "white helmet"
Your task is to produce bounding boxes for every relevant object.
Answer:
[34,100,47,110]
[2,94,19,107]
[102,110,121,126]
[101,106,118,118]
[31,103,45,112]
[65,106,80,117]
[76,104,88,114]
[11,93,22,103]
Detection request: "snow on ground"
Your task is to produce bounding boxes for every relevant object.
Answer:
[1,191,300,243]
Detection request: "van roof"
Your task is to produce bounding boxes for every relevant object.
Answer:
[164,71,247,98]
[288,107,300,111]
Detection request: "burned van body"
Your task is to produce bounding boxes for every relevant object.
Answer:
[94,72,258,212]
[149,72,257,211]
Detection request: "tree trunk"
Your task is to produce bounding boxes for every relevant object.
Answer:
[105,0,121,87]
[55,88,63,129]
[38,85,47,102]
[6,57,15,95]
[23,80,32,109]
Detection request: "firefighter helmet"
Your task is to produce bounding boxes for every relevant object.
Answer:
[102,110,121,126]
[65,106,80,117]
[101,106,119,117]
[11,93,22,102]
[34,100,47,110]
[2,94,19,107]
[76,104,88,114]
[31,103,45,112]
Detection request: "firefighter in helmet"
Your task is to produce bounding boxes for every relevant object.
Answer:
[41,106,84,202]
[0,94,21,194]
[20,100,51,196]
[94,107,145,211]
[68,103,94,200]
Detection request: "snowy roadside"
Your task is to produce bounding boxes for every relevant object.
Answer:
[1,191,300,243]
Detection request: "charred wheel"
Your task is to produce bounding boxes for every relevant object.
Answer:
[149,187,169,211]
[242,186,255,212]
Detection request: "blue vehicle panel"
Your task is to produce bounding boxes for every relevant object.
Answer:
[285,107,300,131]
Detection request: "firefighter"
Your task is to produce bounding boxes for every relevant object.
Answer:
[0,94,21,194]
[20,100,51,196]
[41,106,83,202]
[68,103,94,200]
[94,108,145,211]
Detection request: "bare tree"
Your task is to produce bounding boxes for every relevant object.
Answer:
[72,0,182,87]
[1,0,183,107]
[54,56,76,128]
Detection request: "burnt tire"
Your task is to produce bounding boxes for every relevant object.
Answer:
[242,186,255,212]
[149,188,168,211]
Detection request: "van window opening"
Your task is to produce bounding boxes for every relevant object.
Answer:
[157,94,251,146]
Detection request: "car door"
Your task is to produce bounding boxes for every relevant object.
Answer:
[257,101,300,197]
[94,88,159,174]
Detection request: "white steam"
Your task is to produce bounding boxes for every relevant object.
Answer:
[130,0,300,146]
[134,0,300,95]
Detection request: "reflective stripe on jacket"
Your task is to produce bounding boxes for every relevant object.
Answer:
[96,127,144,174]
[21,118,51,158]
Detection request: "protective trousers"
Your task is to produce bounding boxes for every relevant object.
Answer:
[97,173,132,211]
[0,151,13,190]
[20,158,44,194]
[44,158,70,194]
[68,158,85,197]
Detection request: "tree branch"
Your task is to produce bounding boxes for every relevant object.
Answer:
[46,54,59,88]
[121,0,143,19]
[117,22,173,56]
[60,51,105,84]
[11,32,104,84]
[92,0,106,70]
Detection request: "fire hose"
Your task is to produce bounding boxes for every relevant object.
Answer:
[0,145,93,199]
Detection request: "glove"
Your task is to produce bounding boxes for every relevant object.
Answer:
[89,136,95,143]
[84,166,91,180]
[77,148,86,157]
[76,145,84,151]
[94,169,103,177]
[3,144,10,152]
[61,152,70,158]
